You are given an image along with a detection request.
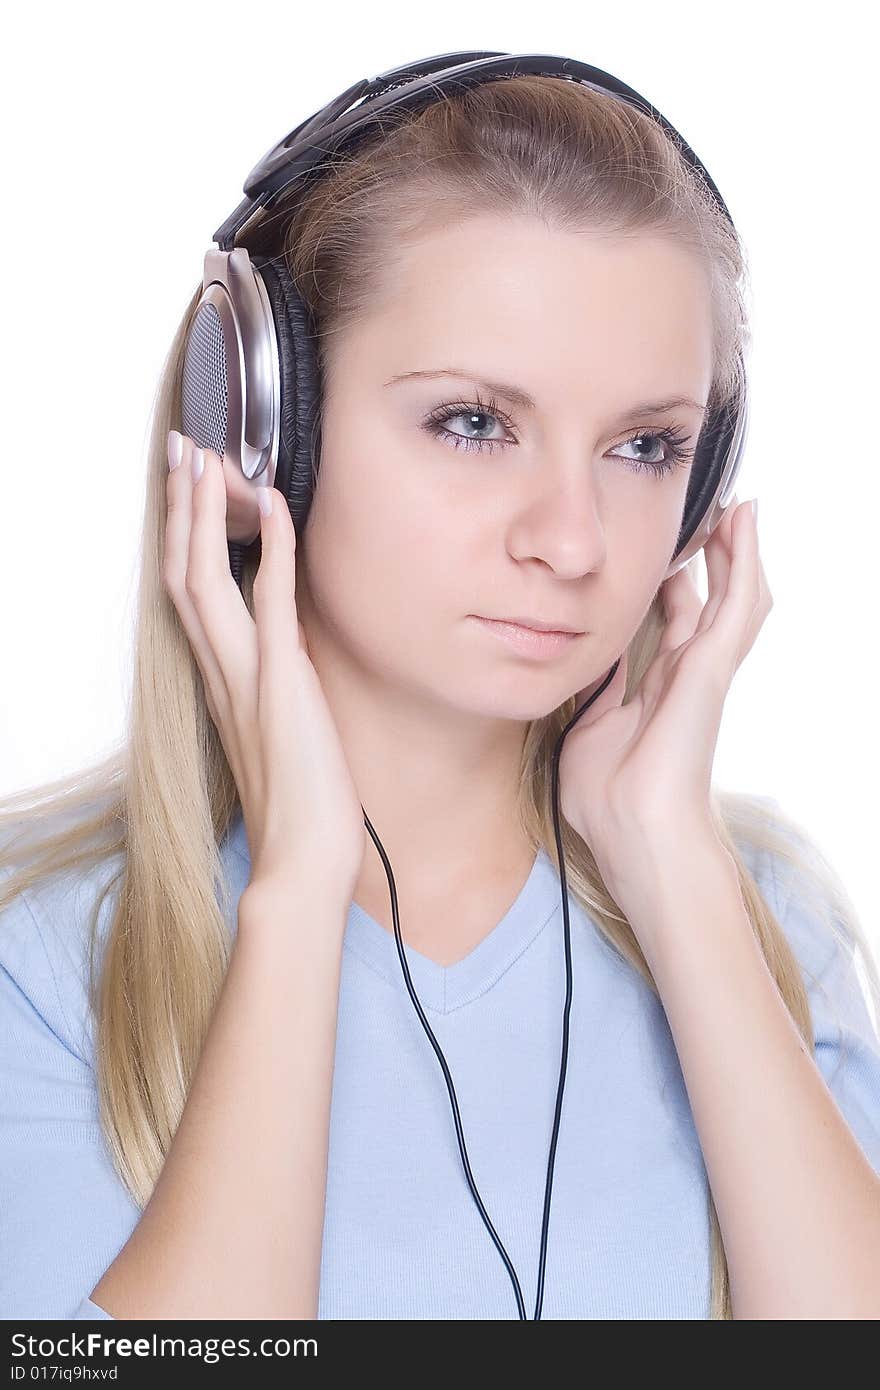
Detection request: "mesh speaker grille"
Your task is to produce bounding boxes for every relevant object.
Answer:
[181,303,229,457]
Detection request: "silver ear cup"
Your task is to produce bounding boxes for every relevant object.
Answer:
[181,249,281,490]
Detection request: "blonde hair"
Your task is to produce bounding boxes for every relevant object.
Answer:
[2,73,877,1320]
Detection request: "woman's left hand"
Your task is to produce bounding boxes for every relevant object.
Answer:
[558,495,772,903]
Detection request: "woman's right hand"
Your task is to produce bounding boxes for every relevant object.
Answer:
[162,430,367,900]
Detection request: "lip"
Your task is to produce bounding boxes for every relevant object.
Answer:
[489,615,585,634]
[470,615,583,659]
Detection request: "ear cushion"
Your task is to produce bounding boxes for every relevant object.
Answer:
[250,251,323,536]
[675,390,740,559]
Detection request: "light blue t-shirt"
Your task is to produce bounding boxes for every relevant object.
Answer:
[1,799,879,1320]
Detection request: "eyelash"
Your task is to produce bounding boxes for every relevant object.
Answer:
[421,391,698,477]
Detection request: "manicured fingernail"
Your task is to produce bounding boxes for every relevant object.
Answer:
[257,486,273,518]
[167,430,183,471]
[191,447,205,484]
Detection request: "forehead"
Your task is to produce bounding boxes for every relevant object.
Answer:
[338,214,714,404]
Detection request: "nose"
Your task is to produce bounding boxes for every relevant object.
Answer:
[506,465,607,578]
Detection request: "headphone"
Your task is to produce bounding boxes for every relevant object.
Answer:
[179,50,748,1320]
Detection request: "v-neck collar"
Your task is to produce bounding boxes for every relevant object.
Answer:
[223,811,563,1014]
[346,848,562,1013]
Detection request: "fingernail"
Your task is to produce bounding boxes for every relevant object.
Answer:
[750,497,758,523]
[167,430,183,471]
[257,486,273,518]
[191,447,205,484]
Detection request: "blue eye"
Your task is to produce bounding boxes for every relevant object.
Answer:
[422,392,516,453]
[421,393,697,478]
[612,427,696,475]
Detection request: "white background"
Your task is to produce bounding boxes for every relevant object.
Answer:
[1,2,876,958]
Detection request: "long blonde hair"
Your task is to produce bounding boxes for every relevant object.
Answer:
[2,73,877,1319]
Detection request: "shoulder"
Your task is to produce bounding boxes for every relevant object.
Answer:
[725,793,861,984]
[0,845,126,1067]
[726,796,880,1087]
[0,815,250,1068]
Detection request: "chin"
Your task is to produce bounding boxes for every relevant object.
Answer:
[457,680,575,725]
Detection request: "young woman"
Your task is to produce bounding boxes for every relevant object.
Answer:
[2,62,879,1322]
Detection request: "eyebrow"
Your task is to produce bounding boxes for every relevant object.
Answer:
[383,368,707,418]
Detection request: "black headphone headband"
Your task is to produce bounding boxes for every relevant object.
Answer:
[214,51,735,250]
[180,48,748,589]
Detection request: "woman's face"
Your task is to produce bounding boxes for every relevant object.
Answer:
[295,215,714,723]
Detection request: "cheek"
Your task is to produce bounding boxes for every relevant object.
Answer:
[342,448,464,593]
[615,485,686,562]
[304,470,451,640]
